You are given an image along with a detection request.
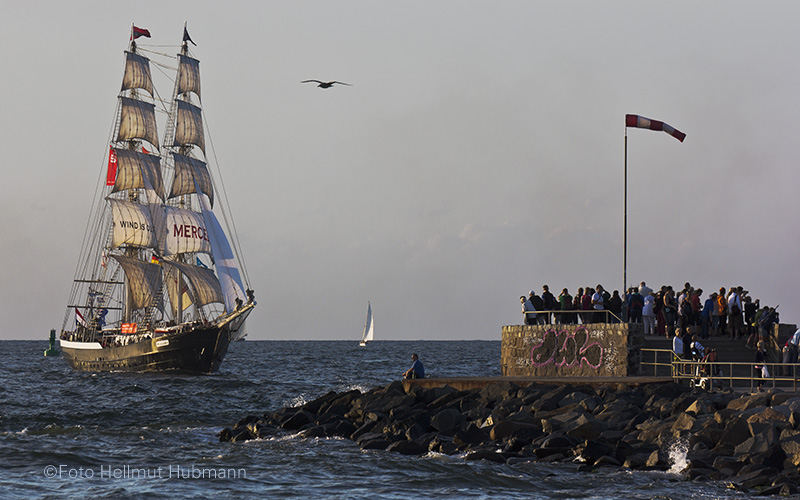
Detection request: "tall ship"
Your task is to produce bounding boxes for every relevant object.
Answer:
[59,25,255,373]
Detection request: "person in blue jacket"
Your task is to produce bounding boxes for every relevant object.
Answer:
[403,353,425,379]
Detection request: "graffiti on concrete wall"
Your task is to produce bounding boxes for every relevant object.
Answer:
[529,327,604,369]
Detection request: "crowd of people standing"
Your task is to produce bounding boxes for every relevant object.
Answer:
[520,281,780,347]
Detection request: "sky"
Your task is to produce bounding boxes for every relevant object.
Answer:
[1,1,798,341]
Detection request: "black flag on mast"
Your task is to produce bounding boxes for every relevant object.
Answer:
[183,26,196,46]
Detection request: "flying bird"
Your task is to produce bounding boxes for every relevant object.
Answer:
[301,80,352,89]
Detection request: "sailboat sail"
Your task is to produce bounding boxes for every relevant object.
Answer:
[58,25,255,373]
[360,303,374,346]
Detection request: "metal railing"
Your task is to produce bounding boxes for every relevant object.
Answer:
[523,310,624,325]
[640,348,800,392]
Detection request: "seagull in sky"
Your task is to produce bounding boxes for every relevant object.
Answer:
[301,80,352,89]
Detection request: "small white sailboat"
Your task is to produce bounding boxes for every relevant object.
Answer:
[359,302,374,346]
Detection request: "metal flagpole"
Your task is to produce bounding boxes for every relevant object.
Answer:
[623,127,627,316]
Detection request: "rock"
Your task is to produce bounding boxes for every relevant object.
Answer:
[574,439,613,463]
[386,439,427,456]
[712,455,744,476]
[559,391,592,408]
[505,409,538,425]
[746,444,787,470]
[300,390,338,414]
[489,419,542,442]
[218,427,233,442]
[233,414,261,430]
[428,436,458,455]
[531,385,576,413]
[732,466,779,490]
[622,453,650,469]
[332,419,357,438]
[429,390,470,412]
[465,448,508,463]
[430,408,465,434]
[685,399,712,416]
[734,427,779,456]
[359,436,393,450]
[564,414,608,441]
[670,391,700,416]
[506,456,537,465]
[350,420,378,441]
[230,427,254,442]
[727,393,769,412]
[780,428,800,466]
[419,385,459,404]
[645,449,666,468]
[453,423,490,449]
[540,435,576,449]
[645,382,685,399]
[480,382,519,407]
[247,421,278,439]
[746,407,791,437]
[671,413,697,432]
[280,409,315,431]
[592,455,621,468]
[716,416,751,450]
[404,423,426,441]
[361,393,417,415]
[299,423,337,438]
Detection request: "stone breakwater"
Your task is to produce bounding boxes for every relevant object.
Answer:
[220,381,800,496]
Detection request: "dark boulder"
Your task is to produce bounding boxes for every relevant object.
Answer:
[465,448,508,463]
[716,416,751,450]
[453,423,490,449]
[218,427,233,442]
[479,382,519,407]
[280,409,315,431]
[573,439,614,464]
[489,419,542,442]
[734,427,779,456]
[564,414,608,441]
[359,436,393,450]
[430,408,465,434]
[386,439,427,456]
[726,393,769,412]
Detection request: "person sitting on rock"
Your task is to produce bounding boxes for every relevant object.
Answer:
[403,353,425,379]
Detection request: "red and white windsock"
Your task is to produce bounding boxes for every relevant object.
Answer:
[625,114,685,142]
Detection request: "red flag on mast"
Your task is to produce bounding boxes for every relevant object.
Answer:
[106,147,117,186]
[132,26,151,40]
[625,114,686,142]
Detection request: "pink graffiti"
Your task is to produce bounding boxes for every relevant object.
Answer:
[529,327,604,369]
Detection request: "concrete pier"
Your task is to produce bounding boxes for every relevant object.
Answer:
[402,375,672,392]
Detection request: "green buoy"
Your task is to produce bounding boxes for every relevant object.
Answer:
[44,329,61,357]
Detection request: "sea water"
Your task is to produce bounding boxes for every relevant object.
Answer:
[0,340,744,499]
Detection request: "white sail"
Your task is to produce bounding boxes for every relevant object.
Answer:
[360,302,374,345]
[109,199,157,249]
[177,54,201,99]
[117,97,159,149]
[163,206,212,256]
[121,51,153,96]
[165,266,192,317]
[162,259,224,307]
[173,100,205,153]
[169,152,213,206]
[198,194,246,313]
[112,255,162,312]
[111,149,164,200]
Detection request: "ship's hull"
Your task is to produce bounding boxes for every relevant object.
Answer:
[60,326,231,374]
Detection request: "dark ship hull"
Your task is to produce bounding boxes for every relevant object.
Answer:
[61,326,230,373]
